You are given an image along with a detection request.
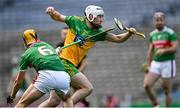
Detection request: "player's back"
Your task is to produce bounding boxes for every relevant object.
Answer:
[22,41,65,71]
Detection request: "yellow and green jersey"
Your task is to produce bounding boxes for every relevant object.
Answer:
[60,16,107,67]
[19,41,65,72]
[149,26,178,61]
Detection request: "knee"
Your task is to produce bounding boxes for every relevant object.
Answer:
[77,83,93,96]
[143,83,151,90]
[48,97,61,106]
[85,84,93,95]
[87,87,93,95]
[163,87,171,95]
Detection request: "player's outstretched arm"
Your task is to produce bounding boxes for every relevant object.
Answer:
[105,27,136,43]
[7,71,26,105]
[147,43,153,66]
[46,6,66,22]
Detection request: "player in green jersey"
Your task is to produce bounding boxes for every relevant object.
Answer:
[7,56,31,105]
[40,5,137,107]
[7,29,73,107]
[143,12,178,107]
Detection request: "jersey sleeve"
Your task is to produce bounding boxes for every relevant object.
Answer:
[169,32,178,41]
[65,16,77,28]
[19,53,29,71]
[149,33,153,43]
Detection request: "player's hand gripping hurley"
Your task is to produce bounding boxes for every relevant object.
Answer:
[114,18,145,38]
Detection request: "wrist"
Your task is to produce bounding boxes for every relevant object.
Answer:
[128,30,133,35]
[127,32,133,37]
[10,95,15,99]
[8,95,14,99]
[128,28,136,35]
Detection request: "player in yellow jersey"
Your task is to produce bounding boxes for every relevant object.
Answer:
[40,5,137,107]
[56,27,89,107]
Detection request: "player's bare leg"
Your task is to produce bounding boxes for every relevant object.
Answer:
[15,85,44,107]
[70,72,93,104]
[162,78,172,107]
[39,87,76,107]
[61,95,73,107]
[18,84,34,102]
[143,72,160,106]
[38,90,61,107]
[54,90,73,108]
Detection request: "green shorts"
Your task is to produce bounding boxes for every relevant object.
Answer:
[61,58,79,77]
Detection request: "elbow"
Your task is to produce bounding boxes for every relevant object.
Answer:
[14,80,21,87]
[172,46,178,53]
[174,49,178,53]
[171,42,178,53]
[116,37,130,43]
[116,39,125,43]
[175,46,178,53]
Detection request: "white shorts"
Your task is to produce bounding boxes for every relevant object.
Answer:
[34,70,70,95]
[150,60,176,78]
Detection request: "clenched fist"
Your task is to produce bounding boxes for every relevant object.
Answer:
[56,47,63,55]
[7,96,14,106]
[128,27,136,34]
[46,6,55,15]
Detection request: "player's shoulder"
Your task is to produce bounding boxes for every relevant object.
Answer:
[75,16,85,22]
[74,16,83,19]
[21,49,31,59]
[149,29,158,36]
[164,26,175,34]
[39,41,48,45]
[34,41,49,46]
[68,16,84,21]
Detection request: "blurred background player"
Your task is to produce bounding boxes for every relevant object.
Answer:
[143,12,178,107]
[7,56,31,104]
[102,90,120,107]
[6,29,73,107]
[56,27,69,47]
[41,5,137,107]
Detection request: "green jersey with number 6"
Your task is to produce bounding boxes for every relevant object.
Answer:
[19,41,65,72]
[149,26,178,61]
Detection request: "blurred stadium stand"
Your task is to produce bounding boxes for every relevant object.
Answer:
[0,0,180,107]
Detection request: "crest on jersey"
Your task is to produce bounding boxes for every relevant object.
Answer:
[74,34,85,46]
